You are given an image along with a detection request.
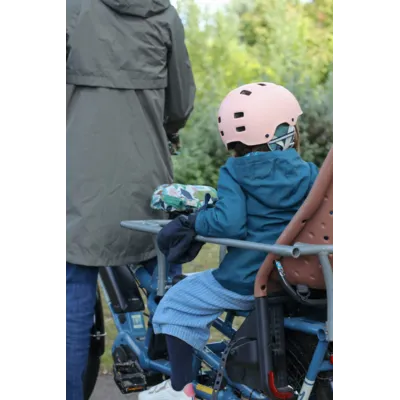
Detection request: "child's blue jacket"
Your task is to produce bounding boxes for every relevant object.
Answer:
[195,149,318,295]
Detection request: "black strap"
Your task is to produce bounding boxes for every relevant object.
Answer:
[211,338,249,399]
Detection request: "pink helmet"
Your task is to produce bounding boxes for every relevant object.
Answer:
[217,82,303,148]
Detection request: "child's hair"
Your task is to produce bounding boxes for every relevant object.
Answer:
[228,142,270,157]
[228,126,301,157]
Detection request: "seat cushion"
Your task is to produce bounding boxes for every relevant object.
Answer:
[151,184,217,213]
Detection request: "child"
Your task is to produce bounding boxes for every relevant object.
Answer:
[139,82,319,400]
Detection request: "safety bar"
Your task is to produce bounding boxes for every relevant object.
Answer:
[121,219,333,337]
[122,220,333,257]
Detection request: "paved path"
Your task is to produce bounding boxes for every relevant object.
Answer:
[91,375,138,400]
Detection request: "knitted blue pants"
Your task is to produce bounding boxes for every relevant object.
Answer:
[152,269,254,350]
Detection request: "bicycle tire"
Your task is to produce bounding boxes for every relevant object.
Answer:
[83,350,101,400]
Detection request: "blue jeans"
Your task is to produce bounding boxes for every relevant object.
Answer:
[66,263,99,400]
[66,259,181,400]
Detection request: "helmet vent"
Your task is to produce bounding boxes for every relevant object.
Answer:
[218,117,221,123]
[220,131,224,136]
[234,112,244,119]
[258,83,267,86]
[240,90,252,96]
[236,126,246,132]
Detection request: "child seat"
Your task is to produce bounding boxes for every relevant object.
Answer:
[255,148,333,297]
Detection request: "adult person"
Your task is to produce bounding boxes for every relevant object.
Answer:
[66,0,196,398]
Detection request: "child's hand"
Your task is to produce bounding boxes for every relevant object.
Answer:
[157,214,203,264]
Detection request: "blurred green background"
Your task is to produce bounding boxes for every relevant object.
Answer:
[100,0,333,373]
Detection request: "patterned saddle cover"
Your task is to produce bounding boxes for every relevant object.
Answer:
[151,184,217,213]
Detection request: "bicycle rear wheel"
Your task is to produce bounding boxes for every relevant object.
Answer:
[286,330,332,400]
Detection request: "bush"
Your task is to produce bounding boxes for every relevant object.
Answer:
[290,72,333,166]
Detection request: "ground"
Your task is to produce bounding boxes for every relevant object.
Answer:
[91,375,138,400]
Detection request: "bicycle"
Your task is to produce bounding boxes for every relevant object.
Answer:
[84,149,333,400]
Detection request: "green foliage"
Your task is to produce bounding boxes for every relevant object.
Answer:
[173,100,227,187]
[173,0,333,187]
[287,71,333,166]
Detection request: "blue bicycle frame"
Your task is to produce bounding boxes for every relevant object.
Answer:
[98,219,333,400]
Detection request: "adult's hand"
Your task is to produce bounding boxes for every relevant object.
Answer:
[168,132,181,155]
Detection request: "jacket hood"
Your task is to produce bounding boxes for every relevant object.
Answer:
[101,0,170,17]
[226,149,318,210]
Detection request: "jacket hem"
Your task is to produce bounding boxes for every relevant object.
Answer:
[66,248,158,267]
[211,270,254,296]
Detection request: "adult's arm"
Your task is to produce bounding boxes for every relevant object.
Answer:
[164,9,196,136]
